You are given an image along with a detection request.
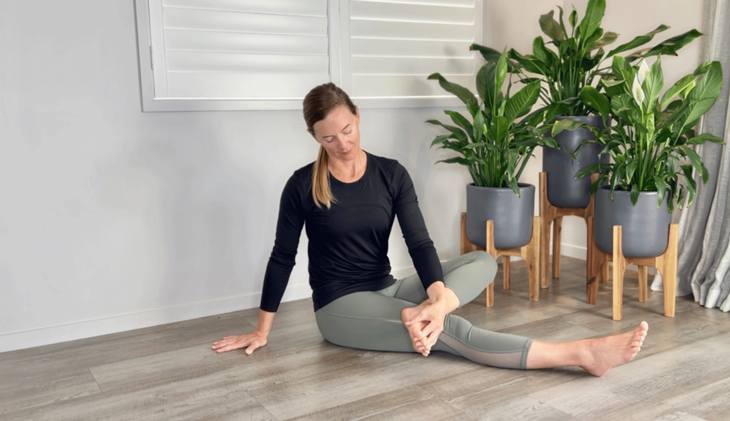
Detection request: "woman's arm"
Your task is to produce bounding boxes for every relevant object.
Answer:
[214,171,307,355]
[212,309,275,354]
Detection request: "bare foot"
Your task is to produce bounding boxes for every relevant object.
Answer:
[401,304,430,355]
[580,321,649,376]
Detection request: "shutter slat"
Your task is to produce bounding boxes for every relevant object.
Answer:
[352,57,474,75]
[167,51,329,74]
[163,0,327,17]
[163,8,327,36]
[352,75,475,97]
[166,73,330,98]
[165,29,328,55]
[355,0,474,6]
[351,20,474,41]
[351,38,473,58]
[351,1,474,25]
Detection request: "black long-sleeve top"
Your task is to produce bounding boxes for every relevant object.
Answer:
[260,152,444,312]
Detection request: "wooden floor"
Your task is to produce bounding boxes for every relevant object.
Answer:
[2,257,730,421]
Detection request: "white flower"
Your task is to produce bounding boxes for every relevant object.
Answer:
[637,59,650,85]
[632,75,645,106]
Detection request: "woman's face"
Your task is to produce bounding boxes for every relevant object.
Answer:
[310,105,361,162]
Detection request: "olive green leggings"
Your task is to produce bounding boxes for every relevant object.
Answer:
[314,251,533,369]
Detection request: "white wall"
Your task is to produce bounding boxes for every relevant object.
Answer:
[0,0,480,352]
[0,0,704,352]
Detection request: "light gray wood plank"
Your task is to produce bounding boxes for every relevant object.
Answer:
[0,369,101,415]
[293,386,469,421]
[248,351,476,420]
[2,370,275,421]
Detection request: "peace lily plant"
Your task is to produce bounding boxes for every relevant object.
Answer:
[576,56,724,211]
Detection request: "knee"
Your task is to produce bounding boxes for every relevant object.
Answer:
[465,250,498,282]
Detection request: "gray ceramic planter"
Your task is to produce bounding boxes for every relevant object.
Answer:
[595,186,672,258]
[543,115,606,208]
[466,183,534,249]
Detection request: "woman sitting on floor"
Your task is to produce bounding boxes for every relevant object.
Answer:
[213,83,648,376]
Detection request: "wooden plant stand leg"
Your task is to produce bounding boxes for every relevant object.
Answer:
[655,224,679,318]
[460,213,541,307]
[552,216,563,278]
[539,172,596,290]
[586,216,599,304]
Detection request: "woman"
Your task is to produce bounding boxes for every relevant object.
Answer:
[213,83,648,376]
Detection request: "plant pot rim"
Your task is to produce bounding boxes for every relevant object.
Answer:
[468,182,534,190]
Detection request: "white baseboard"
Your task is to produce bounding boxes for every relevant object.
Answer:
[560,243,587,260]
[0,283,313,353]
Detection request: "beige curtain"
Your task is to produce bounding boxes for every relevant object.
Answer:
[655,0,730,310]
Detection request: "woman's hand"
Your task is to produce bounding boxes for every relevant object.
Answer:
[403,281,460,356]
[212,330,268,355]
[213,309,275,355]
[404,300,448,356]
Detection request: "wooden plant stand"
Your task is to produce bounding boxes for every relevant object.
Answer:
[460,212,541,308]
[586,220,678,321]
[539,172,599,289]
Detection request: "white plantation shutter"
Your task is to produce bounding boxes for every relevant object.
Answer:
[137,0,335,111]
[344,0,482,106]
[135,0,483,111]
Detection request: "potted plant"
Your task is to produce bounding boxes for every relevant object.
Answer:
[427,52,566,249]
[471,0,701,208]
[577,56,723,257]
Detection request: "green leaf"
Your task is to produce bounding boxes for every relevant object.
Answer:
[684,61,723,128]
[427,73,477,106]
[472,111,485,143]
[660,73,699,109]
[469,43,502,62]
[578,86,610,125]
[682,165,697,204]
[507,49,546,75]
[426,119,468,143]
[430,134,450,147]
[490,116,509,144]
[630,184,640,206]
[606,24,669,58]
[532,36,554,68]
[680,145,706,181]
[578,0,605,46]
[495,50,509,95]
[643,29,703,58]
[687,133,723,144]
[599,78,626,97]
[476,64,489,103]
[654,175,667,207]
[437,157,474,166]
[539,10,565,41]
[504,80,541,124]
[642,56,664,108]
[590,31,618,51]
[444,110,473,139]
[569,7,578,29]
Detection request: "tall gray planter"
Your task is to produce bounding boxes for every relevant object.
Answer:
[543,115,606,208]
[595,186,672,258]
[466,183,535,249]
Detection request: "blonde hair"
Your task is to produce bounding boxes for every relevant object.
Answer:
[312,145,335,208]
[303,83,357,209]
